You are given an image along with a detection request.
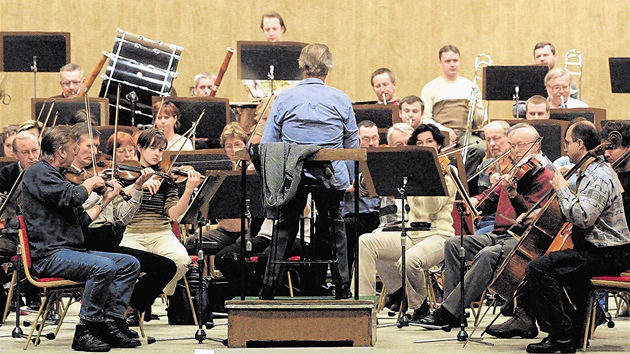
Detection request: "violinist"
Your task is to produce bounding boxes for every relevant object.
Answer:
[472,120,511,234]
[152,100,194,152]
[69,123,177,328]
[522,120,630,353]
[420,123,555,329]
[119,129,202,298]
[0,131,41,310]
[357,124,457,321]
[601,120,630,226]
[106,132,137,162]
[21,126,141,351]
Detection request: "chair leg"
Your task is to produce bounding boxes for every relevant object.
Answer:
[375,284,387,313]
[583,290,597,351]
[2,269,16,323]
[287,271,294,297]
[24,293,48,349]
[139,312,146,338]
[182,276,198,326]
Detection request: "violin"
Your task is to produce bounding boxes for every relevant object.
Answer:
[63,165,130,199]
[510,156,543,184]
[94,155,204,185]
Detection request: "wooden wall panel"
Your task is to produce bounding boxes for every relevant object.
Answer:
[1,0,629,127]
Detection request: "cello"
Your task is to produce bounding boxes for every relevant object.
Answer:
[488,140,612,302]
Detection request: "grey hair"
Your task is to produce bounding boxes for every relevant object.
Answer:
[387,122,414,145]
[298,44,333,77]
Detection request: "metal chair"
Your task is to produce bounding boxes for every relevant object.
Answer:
[16,215,85,349]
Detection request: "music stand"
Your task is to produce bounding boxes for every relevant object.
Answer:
[483,65,548,119]
[353,104,400,145]
[609,57,630,94]
[361,147,449,331]
[237,41,306,96]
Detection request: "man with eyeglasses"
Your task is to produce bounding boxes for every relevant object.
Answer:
[544,68,588,109]
[54,63,86,99]
[342,120,382,270]
[420,123,555,329]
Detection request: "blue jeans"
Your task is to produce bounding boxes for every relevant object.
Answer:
[33,249,140,322]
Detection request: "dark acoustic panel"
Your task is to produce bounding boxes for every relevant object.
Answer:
[0,32,70,72]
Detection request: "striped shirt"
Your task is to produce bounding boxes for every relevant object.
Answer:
[124,180,179,234]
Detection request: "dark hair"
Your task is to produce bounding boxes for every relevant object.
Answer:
[533,42,556,55]
[400,95,424,110]
[370,68,395,86]
[70,122,101,143]
[137,128,168,151]
[358,120,377,129]
[40,125,76,163]
[152,100,181,130]
[439,45,460,60]
[407,124,445,151]
[601,121,630,148]
[568,118,599,151]
[260,11,286,33]
[70,109,99,126]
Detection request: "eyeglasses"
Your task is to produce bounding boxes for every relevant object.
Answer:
[15,148,40,157]
[564,139,580,149]
[509,141,537,150]
[61,80,83,87]
[116,147,136,155]
[548,84,570,93]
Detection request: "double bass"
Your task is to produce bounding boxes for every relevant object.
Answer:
[488,142,611,301]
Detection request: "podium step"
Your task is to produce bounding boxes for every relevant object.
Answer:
[225,299,376,348]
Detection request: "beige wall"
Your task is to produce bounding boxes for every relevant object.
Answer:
[1,0,629,127]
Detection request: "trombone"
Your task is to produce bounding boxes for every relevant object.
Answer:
[564,49,582,100]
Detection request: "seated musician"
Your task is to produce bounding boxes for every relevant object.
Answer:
[120,129,202,298]
[17,120,43,138]
[343,120,382,269]
[544,68,588,109]
[258,43,359,300]
[419,123,555,328]
[2,127,17,158]
[152,100,194,151]
[602,120,630,226]
[0,131,42,310]
[524,95,550,120]
[357,124,457,321]
[420,45,486,177]
[186,123,248,253]
[68,123,176,328]
[191,72,217,97]
[399,95,424,128]
[53,63,86,99]
[522,120,630,353]
[371,68,399,105]
[106,131,138,162]
[21,126,141,351]
[473,120,512,234]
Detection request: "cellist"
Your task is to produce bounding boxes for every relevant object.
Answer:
[525,120,630,353]
[419,123,555,329]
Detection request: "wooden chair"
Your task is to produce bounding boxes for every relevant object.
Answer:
[16,215,85,349]
[582,272,630,351]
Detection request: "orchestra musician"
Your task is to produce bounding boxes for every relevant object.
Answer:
[152,100,194,151]
[2,127,17,158]
[357,124,457,321]
[0,131,42,310]
[524,95,551,120]
[259,43,359,300]
[17,120,44,138]
[545,68,588,109]
[119,129,202,298]
[191,72,217,97]
[523,120,630,353]
[399,95,424,128]
[601,120,630,226]
[387,122,414,147]
[533,42,559,69]
[419,123,555,328]
[370,68,399,105]
[68,123,176,328]
[53,63,86,99]
[21,126,141,351]
[420,45,486,176]
[473,120,512,234]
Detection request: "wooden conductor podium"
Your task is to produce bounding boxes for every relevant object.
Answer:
[229,148,376,348]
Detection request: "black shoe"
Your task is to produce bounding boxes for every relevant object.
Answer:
[486,307,538,338]
[384,288,403,312]
[419,307,465,328]
[72,324,111,352]
[526,337,576,353]
[259,285,275,300]
[410,299,431,322]
[28,300,41,311]
[125,311,140,327]
[100,321,141,348]
[114,318,139,339]
[335,283,352,299]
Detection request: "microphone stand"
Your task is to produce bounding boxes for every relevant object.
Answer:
[513,85,520,119]
[30,56,37,98]
[413,201,493,346]
[267,65,275,97]
[126,91,138,127]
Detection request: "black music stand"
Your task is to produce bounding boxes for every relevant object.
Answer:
[361,147,449,331]
[483,65,548,119]
[237,41,306,96]
[609,57,630,94]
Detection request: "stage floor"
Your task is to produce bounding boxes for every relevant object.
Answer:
[1,297,628,353]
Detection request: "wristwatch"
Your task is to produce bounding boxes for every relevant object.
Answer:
[96,202,105,210]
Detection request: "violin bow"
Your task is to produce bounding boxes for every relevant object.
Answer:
[111,84,122,183]
[236,94,274,169]
[84,91,98,177]
[38,100,56,142]
[164,109,206,174]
